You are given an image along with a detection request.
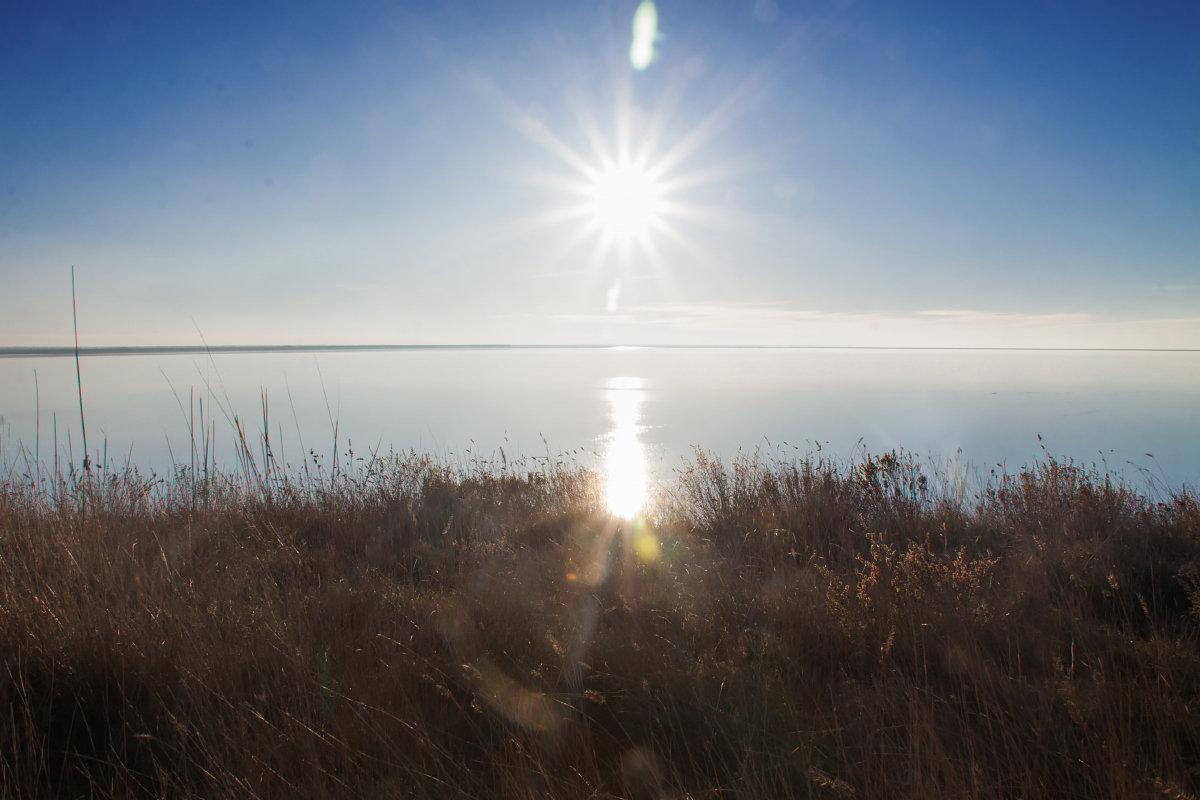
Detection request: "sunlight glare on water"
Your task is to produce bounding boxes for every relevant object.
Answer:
[603,376,648,519]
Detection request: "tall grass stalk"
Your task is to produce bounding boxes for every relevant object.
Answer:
[70,265,89,475]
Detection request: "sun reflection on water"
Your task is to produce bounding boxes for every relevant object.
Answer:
[603,376,648,519]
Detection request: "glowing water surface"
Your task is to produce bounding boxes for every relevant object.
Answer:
[602,377,648,518]
[1,348,1197,500]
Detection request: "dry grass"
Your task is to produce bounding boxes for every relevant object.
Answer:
[1,446,1198,799]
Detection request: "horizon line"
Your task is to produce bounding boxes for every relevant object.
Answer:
[2,343,1199,358]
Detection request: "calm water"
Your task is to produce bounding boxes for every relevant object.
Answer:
[1,348,1197,496]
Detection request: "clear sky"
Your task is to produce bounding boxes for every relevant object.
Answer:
[2,0,1198,348]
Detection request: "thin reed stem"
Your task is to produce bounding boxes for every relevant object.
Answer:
[71,265,89,474]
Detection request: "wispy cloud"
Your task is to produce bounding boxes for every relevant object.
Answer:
[551,303,1200,349]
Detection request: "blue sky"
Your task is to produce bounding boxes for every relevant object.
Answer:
[2,0,1197,347]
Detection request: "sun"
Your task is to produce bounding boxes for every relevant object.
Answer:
[480,4,762,296]
[584,157,665,251]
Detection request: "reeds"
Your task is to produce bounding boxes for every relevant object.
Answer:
[1,441,1198,799]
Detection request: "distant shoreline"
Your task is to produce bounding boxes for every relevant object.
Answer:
[3,343,1199,358]
[1,343,1198,358]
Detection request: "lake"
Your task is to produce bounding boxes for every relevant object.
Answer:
[1,347,1197,499]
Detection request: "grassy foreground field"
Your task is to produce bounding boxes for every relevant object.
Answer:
[2,449,1199,799]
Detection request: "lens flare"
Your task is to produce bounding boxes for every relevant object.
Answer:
[630,1,658,70]
[603,376,648,519]
[631,520,661,563]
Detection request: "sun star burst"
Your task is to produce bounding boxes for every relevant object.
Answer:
[584,157,666,251]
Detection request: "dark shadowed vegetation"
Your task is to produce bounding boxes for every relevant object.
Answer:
[2,446,1198,799]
